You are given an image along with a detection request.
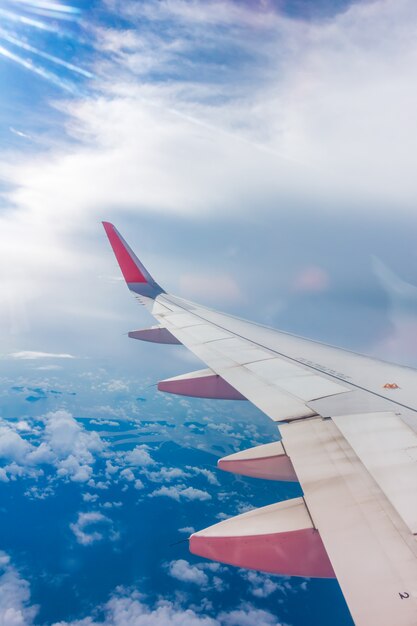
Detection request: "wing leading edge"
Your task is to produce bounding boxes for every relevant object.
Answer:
[102,222,417,626]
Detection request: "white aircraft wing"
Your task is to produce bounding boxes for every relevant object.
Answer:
[103,222,417,626]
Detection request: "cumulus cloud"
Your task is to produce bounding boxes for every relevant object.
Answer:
[0,411,105,484]
[51,590,218,626]
[240,571,281,599]
[0,567,287,626]
[178,526,195,534]
[50,587,284,626]
[103,380,129,392]
[186,466,220,486]
[218,604,283,626]
[145,467,190,483]
[0,551,38,626]
[70,511,118,546]
[119,468,135,482]
[150,484,212,502]
[82,493,99,503]
[41,410,105,482]
[125,445,155,467]
[0,424,32,464]
[168,559,209,586]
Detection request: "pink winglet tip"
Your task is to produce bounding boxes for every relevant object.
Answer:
[102,221,147,283]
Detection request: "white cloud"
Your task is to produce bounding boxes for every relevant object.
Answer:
[51,589,219,625]
[3,0,417,235]
[103,380,129,392]
[119,468,135,482]
[87,479,109,490]
[7,351,75,360]
[70,511,118,546]
[168,560,228,594]
[219,604,283,626]
[150,484,212,502]
[241,571,281,599]
[41,410,105,482]
[49,587,285,626]
[0,425,32,464]
[105,460,119,476]
[82,493,99,503]
[101,501,122,509]
[0,551,38,626]
[146,466,190,483]
[168,559,208,586]
[0,567,289,626]
[125,445,155,467]
[186,466,220,486]
[0,411,105,484]
[15,421,31,433]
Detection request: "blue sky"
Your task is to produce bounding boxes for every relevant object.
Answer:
[1,0,417,624]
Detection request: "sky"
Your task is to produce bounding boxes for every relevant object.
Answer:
[1,0,417,624]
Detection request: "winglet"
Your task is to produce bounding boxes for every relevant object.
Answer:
[102,222,164,298]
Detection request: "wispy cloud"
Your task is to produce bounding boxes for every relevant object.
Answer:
[7,351,76,359]
[0,6,57,32]
[4,0,417,230]
[0,30,93,78]
[11,0,81,16]
[0,44,78,92]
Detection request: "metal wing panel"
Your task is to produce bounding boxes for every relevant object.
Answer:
[152,294,404,421]
[156,294,417,415]
[281,417,417,626]
[333,412,417,534]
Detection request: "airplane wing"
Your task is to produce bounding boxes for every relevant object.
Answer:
[102,222,417,626]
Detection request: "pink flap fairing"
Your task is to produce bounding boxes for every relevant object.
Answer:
[128,328,181,345]
[190,529,335,579]
[218,454,297,481]
[158,373,246,400]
